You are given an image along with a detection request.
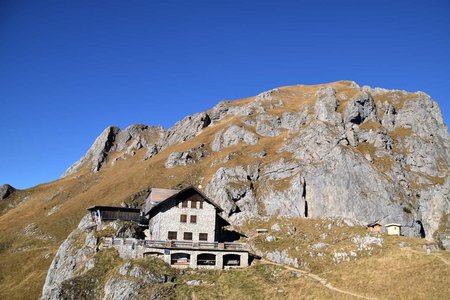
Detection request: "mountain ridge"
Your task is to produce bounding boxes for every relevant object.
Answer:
[59,80,449,239]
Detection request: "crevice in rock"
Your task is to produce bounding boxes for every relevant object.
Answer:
[228,205,241,217]
[349,115,363,125]
[302,178,308,218]
[416,220,426,238]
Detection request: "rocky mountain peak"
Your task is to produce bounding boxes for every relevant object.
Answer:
[62,125,165,177]
[61,81,449,240]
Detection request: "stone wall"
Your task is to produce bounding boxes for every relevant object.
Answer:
[148,194,217,242]
[101,238,249,269]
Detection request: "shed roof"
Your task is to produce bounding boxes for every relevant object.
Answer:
[385,223,402,227]
[87,206,141,213]
[367,221,382,227]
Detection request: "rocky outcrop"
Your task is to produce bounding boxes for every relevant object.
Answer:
[203,84,450,239]
[159,112,211,149]
[265,250,299,268]
[343,92,377,125]
[41,215,98,300]
[314,87,341,124]
[62,126,120,176]
[205,166,259,223]
[165,144,209,168]
[280,109,309,132]
[0,184,15,200]
[255,114,282,137]
[395,92,448,140]
[42,216,175,300]
[62,125,165,176]
[211,125,259,152]
[102,277,141,300]
[208,88,282,123]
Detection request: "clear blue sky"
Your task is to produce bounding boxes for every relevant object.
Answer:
[1,0,449,189]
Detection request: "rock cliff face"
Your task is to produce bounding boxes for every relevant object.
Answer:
[41,216,175,300]
[62,125,165,177]
[63,81,450,240]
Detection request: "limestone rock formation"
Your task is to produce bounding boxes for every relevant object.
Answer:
[60,81,450,241]
[165,144,209,168]
[211,125,259,152]
[62,125,165,176]
[343,92,377,125]
[159,112,211,149]
[41,216,175,300]
[41,215,98,300]
[314,87,341,124]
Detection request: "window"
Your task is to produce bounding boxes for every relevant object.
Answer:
[199,233,208,241]
[199,200,204,209]
[190,215,197,224]
[183,232,193,240]
[180,214,187,223]
[191,199,197,208]
[168,231,177,240]
[182,200,188,208]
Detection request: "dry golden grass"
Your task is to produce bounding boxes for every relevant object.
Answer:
[324,240,450,299]
[175,263,352,300]
[238,217,450,300]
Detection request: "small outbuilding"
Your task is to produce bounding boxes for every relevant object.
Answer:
[385,223,402,236]
[87,206,142,223]
[367,221,382,234]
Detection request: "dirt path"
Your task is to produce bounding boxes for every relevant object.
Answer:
[401,247,450,265]
[260,259,375,300]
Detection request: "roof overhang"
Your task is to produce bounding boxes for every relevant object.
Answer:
[144,185,224,216]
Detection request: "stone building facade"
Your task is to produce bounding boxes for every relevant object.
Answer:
[146,187,228,243]
[92,186,250,269]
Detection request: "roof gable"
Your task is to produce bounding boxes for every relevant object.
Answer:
[145,185,224,216]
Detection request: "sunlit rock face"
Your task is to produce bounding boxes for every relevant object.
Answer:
[63,81,450,240]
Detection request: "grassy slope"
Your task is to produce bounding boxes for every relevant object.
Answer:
[0,81,443,299]
[175,217,450,299]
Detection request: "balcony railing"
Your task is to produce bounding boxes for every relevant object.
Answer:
[103,237,247,251]
[148,240,247,250]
